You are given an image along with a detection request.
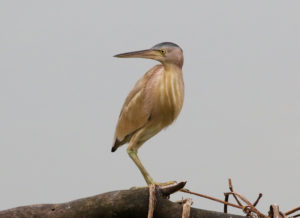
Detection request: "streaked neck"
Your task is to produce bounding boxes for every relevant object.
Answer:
[163,63,182,73]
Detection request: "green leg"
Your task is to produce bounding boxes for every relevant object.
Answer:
[127,149,176,186]
[127,149,155,185]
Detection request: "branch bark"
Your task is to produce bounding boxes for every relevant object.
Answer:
[0,186,246,218]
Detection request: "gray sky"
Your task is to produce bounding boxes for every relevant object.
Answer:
[0,0,299,215]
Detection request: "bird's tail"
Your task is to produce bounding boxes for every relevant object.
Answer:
[111,138,121,152]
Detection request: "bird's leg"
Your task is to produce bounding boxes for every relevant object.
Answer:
[127,149,155,185]
[127,149,176,186]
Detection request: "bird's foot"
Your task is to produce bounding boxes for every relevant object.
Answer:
[152,180,177,187]
[129,180,177,190]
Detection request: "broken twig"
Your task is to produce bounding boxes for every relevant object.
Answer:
[147,184,156,218]
[182,198,193,218]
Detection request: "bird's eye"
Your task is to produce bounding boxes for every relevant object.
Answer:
[160,49,166,55]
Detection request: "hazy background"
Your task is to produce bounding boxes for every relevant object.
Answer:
[0,0,299,215]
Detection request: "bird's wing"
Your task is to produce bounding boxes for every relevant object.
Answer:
[113,65,161,147]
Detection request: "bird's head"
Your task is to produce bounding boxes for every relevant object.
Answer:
[114,42,184,68]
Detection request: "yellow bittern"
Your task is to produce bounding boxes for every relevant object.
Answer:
[112,42,184,185]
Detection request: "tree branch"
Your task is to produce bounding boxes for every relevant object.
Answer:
[0,186,246,218]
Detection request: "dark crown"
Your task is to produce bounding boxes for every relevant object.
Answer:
[152,42,182,52]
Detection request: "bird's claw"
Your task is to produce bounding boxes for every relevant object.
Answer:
[152,180,177,187]
[129,180,177,190]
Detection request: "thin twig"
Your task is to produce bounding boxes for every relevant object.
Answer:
[229,178,243,206]
[224,193,229,213]
[181,178,299,218]
[224,192,250,216]
[180,189,243,210]
[226,179,264,217]
[147,184,156,218]
[226,192,265,217]
[253,193,263,207]
[285,206,300,216]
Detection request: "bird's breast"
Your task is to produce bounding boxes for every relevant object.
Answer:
[150,68,184,126]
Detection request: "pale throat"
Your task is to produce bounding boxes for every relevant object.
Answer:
[163,62,182,72]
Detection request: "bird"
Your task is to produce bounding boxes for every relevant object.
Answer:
[112,42,184,185]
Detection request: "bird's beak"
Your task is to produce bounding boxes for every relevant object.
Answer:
[114,49,160,59]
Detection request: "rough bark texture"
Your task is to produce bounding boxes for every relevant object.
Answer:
[0,187,246,218]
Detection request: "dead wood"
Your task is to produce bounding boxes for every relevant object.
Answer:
[0,183,245,218]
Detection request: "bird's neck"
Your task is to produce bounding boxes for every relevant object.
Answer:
[163,63,182,73]
[153,64,184,124]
